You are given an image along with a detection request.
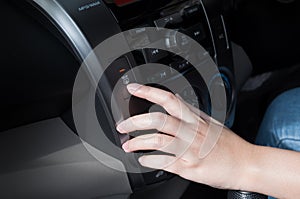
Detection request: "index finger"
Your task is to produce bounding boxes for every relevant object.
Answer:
[127,83,197,123]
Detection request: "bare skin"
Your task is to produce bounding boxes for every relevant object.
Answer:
[116,83,300,199]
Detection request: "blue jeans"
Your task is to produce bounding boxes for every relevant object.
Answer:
[256,87,300,199]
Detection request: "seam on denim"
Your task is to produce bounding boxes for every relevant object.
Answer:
[272,118,281,148]
[276,138,300,149]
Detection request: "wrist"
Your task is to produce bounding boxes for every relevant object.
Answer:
[235,143,261,192]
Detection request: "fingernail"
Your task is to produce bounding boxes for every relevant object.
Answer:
[122,142,130,152]
[138,156,146,165]
[116,122,127,134]
[127,83,142,94]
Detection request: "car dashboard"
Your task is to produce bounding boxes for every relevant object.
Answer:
[0,0,254,198]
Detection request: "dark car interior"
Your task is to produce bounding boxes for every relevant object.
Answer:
[1,0,300,198]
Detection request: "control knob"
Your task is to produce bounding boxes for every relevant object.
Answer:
[165,30,191,53]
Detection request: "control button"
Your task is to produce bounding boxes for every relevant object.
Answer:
[128,26,151,47]
[186,24,206,42]
[155,170,165,178]
[159,71,167,79]
[106,57,135,86]
[154,13,183,28]
[143,170,172,185]
[107,57,136,101]
[170,60,191,72]
[165,30,191,53]
[129,27,147,37]
[183,5,201,18]
[146,69,170,83]
[218,33,225,40]
[121,74,130,85]
[215,26,228,50]
[212,16,230,51]
[118,66,134,86]
[143,48,169,62]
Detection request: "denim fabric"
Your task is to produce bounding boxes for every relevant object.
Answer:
[256,88,300,199]
[256,88,300,150]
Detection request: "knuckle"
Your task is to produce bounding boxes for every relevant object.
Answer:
[153,112,165,121]
[155,112,167,122]
[153,134,165,148]
[164,92,176,103]
[152,112,168,130]
[181,155,198,169]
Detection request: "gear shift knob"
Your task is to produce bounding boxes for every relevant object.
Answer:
[227,191,268,199]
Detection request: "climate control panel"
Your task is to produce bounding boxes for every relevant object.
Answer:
[25,0,236,189]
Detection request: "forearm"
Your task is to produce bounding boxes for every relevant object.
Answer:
[242,145,300,199]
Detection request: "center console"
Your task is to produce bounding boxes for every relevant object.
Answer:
[103,0,236,126]
[22,0,237,192]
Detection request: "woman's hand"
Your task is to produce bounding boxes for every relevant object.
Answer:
[116,83,255,190]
